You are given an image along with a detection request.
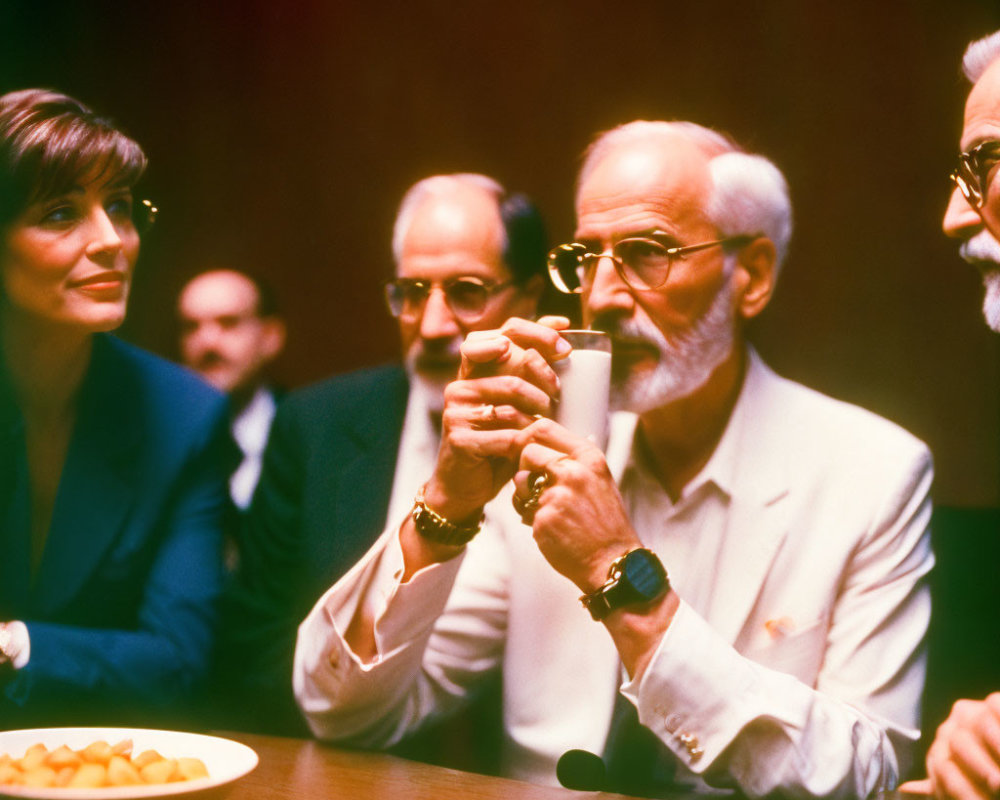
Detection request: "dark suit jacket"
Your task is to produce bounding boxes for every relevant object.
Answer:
[0,334,231,729]
[218,364,409,734]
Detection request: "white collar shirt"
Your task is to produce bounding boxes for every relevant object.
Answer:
[230,385,278,509]
[609,347,756,622]
[384,379,441,532]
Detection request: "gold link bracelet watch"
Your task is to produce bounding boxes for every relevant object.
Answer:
[411,485,484,546]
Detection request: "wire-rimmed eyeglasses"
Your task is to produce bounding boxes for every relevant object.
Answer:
[950,140,1000,209]
[384,276,516,322]
[546,232,755,293]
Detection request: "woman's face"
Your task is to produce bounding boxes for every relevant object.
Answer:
[1,176,140,332]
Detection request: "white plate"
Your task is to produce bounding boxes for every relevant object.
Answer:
[0,728,258,799]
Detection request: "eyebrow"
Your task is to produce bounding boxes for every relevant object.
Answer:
[577,228,678,247]
[962,135,1000,152]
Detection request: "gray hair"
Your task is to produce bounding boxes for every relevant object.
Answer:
[577,120,793,272]
[391,173,504,263]
[963,30,1000,83]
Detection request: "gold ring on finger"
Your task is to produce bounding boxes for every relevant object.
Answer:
[527,471,550,495]
[521,491,541,513]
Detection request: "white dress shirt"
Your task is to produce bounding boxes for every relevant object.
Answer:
[229,386,278,509]
[383,377,444,531]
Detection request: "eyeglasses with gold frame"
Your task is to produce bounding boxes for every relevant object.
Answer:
[950,140,1000,209]
[546,232,755,294]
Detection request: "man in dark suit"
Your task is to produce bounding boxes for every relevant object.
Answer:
[216,173,548,734]
[176,268,286,513]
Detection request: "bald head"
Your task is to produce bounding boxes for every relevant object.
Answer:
[397,178,506,271]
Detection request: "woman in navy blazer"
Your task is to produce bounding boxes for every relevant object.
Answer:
[0,89,231,727]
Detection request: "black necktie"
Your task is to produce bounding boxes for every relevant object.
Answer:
[603,690,686,799]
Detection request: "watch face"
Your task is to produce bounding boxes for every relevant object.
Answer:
[623,549,668,600]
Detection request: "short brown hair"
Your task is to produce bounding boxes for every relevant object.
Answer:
[0,88,147,231]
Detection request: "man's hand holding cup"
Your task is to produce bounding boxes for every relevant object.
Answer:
[422,316,573,524]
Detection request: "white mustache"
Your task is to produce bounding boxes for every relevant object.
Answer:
[597,317,656,347]
[959,230,1000,265]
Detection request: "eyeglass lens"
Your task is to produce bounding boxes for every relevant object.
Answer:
[548,238,673,293]
[386,278,494,320]
[954,142,1000,208]
[134,199,158,233]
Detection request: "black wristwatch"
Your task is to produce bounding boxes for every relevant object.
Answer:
[581,548,670,620]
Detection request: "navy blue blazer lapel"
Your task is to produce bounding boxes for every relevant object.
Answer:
[328,369,409,573]
[32,336,142,615]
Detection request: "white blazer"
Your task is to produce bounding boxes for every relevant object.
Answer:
[295,350,933,799]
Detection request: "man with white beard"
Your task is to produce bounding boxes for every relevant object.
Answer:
[896,29,1000,800]
[215,174,546,734]
[294,122,933,798]
[941,30,1000,337]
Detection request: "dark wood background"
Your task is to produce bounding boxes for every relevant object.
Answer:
[2,1,998,506]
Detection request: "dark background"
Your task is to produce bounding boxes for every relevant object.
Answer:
[2,1,998,507]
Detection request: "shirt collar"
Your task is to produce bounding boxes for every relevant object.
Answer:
[231,385,277,456]
[610,345,778,505]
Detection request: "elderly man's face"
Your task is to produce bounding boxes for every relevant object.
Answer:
[574,137,739,413]
[396,184,539,410]
[943,57,1000,332]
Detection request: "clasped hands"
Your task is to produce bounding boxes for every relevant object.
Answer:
[423,316,640,595]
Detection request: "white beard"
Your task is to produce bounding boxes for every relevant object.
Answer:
[607,274,737,414]
[982,269,1000,333]
[958,230,1000,333]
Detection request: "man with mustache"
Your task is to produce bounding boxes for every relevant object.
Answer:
[294,122,933,798]
[218,173,546,734]
[177,268,287,510]
[897,29,1000,800]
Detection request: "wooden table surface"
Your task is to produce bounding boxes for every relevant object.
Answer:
[222,731,644,800]
[221,731,927,800]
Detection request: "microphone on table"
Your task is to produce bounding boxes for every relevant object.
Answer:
[556,749,608,792]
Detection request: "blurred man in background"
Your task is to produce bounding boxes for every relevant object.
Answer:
[177,268,286,510]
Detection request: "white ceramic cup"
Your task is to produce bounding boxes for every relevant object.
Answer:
[553,330,612,448]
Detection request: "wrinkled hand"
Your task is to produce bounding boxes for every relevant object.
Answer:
[512,417,641,594]
[900,693,1000,800]
[424,316,571,521]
